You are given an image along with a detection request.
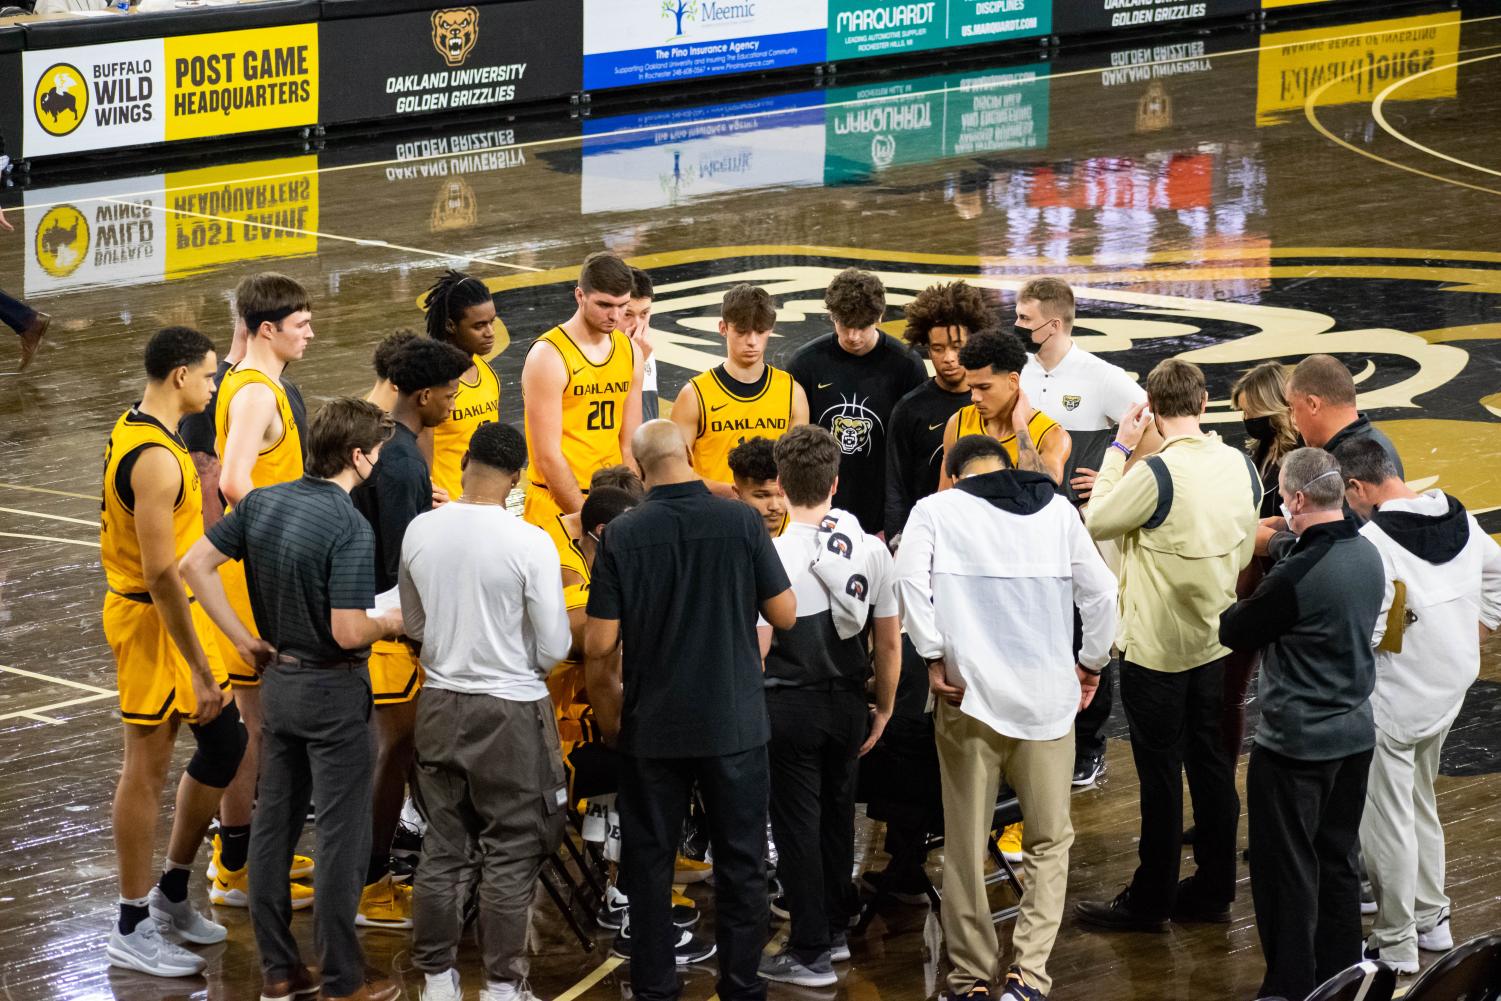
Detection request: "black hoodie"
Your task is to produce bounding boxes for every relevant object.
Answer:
[953,469,1057,517]
[1370,492,1469,564]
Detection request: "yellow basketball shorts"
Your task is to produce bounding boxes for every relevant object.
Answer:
[104,592,231,725]
[212,558,262,688]
[369,638,423,706]
[523,483,578,568]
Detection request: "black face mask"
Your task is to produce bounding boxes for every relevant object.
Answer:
[1014,323,1044,354]
[1243,416,1276,442]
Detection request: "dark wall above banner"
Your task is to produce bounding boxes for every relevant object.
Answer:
[318,0,579,126]
[1053,0,1256,35]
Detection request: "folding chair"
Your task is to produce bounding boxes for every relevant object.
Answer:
[1302,961,1396,1001]
[1402,934,1501,1001]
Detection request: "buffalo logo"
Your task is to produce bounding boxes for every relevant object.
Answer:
[34,63,88,137]
[430,177,478,232]
[826,532,853,559]
[431,7,480,68]
[34,204,89,278]
[845,574,868,601]
[1062,394,1081,412]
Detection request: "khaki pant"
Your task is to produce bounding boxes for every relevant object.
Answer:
[935,700,1075,994]
[1361,723,1453,966]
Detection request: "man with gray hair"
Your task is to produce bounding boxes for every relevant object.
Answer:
[1219,446,1385,1001]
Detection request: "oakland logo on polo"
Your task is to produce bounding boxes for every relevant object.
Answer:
[431,7,480,68]
[33,63,88,137]
[34,204,89,278]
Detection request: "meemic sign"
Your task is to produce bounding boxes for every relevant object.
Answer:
[583,0,826,90]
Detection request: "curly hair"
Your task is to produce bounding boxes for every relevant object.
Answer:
[903,281,993,349]
[824,268,886,329]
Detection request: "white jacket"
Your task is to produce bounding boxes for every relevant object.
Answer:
[894,470,1118,741]
[1360,491,1501,743]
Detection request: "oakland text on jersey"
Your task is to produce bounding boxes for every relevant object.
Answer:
[572,380,630,396]
[450,397,499,422]
[710,415,788,434]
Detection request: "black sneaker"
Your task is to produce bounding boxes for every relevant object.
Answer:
[1170,877,1231,924]
[950,981,991,1001]
[1075,889,1168,933]
[1071,754,1105,788]
[610,924,715,965]
[596,886,700,931]
[391,819,423,860]
[999,967,1046,1001]
[858,868,929,906]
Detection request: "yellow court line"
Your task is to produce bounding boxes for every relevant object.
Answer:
[1372,51,1501,181]
[17,14,1501,220]
[0,482,101,501]
[0,530,99,548]
[0,663,116,696]
[0,691,114,722]
[1304,43,1501,200]
[551,956,624,1001]
[0,506,97,527]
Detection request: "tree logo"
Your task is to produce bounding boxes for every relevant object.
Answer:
[662,0,698,38]
[33,63,88,138]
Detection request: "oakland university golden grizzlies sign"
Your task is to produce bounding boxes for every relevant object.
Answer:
[481,247,1501,541]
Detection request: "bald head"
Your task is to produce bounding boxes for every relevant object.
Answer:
[632,419,695,485]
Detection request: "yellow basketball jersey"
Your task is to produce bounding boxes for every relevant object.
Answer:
[548,580,593,750]
[526,326,634,491]
[101,409,203,595]
[688,364,795,484]
[214,366,303,490]
[432,353,501,499]
[955,405,1061,468]
[559,531,590,587]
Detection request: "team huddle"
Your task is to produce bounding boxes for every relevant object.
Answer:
[97,254,1501,1001]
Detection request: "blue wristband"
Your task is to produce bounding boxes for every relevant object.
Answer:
[1110,441,1134,459]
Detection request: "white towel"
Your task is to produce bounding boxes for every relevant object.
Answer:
[810,507,875,640]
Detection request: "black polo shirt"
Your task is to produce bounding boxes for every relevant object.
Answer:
[587,479,791,759]
[207,476,376,664]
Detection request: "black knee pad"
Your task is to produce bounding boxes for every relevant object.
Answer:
[187,699,247,788]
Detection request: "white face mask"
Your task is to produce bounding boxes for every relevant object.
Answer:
[1282,469,1342,532]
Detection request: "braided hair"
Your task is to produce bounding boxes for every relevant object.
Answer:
[421,270,493,343]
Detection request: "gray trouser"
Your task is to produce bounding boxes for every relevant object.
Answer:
[1361,722,1454,965]
[412,687,567,983]
[250,661,373,997]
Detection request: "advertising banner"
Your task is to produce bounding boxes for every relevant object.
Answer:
[581,92,827,213]
[319,1,578,124]
[582,0,826,91]
[827,0,1050,61]
[20,25,317,158]
[824,65,1050,184]
[23,154,319,295]
[1255,10,1461,125]
[1052,0,1255,35]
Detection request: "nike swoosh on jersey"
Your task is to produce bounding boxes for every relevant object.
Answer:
[711,403,727,411]
[817,382,833,389]
[929,422,945,430]
[572,366,585,375]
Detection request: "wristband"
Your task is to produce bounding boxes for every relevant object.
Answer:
[1110,441,1134,459]
[1080,664,1104,677]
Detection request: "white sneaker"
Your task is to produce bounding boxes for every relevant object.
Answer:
[107,919,207,977]
[421,968,462,1001]
[1419,909,1454,952]
[148,886,227,944]
[479,979,540,1001]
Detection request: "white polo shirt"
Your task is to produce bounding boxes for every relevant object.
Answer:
[1021,343,1145,433]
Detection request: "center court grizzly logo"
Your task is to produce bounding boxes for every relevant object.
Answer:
[431,8,481,68]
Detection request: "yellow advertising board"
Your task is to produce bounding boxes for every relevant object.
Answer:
[1256,11,1461,125]
[164,24,319,142]
[163,156,320,276]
